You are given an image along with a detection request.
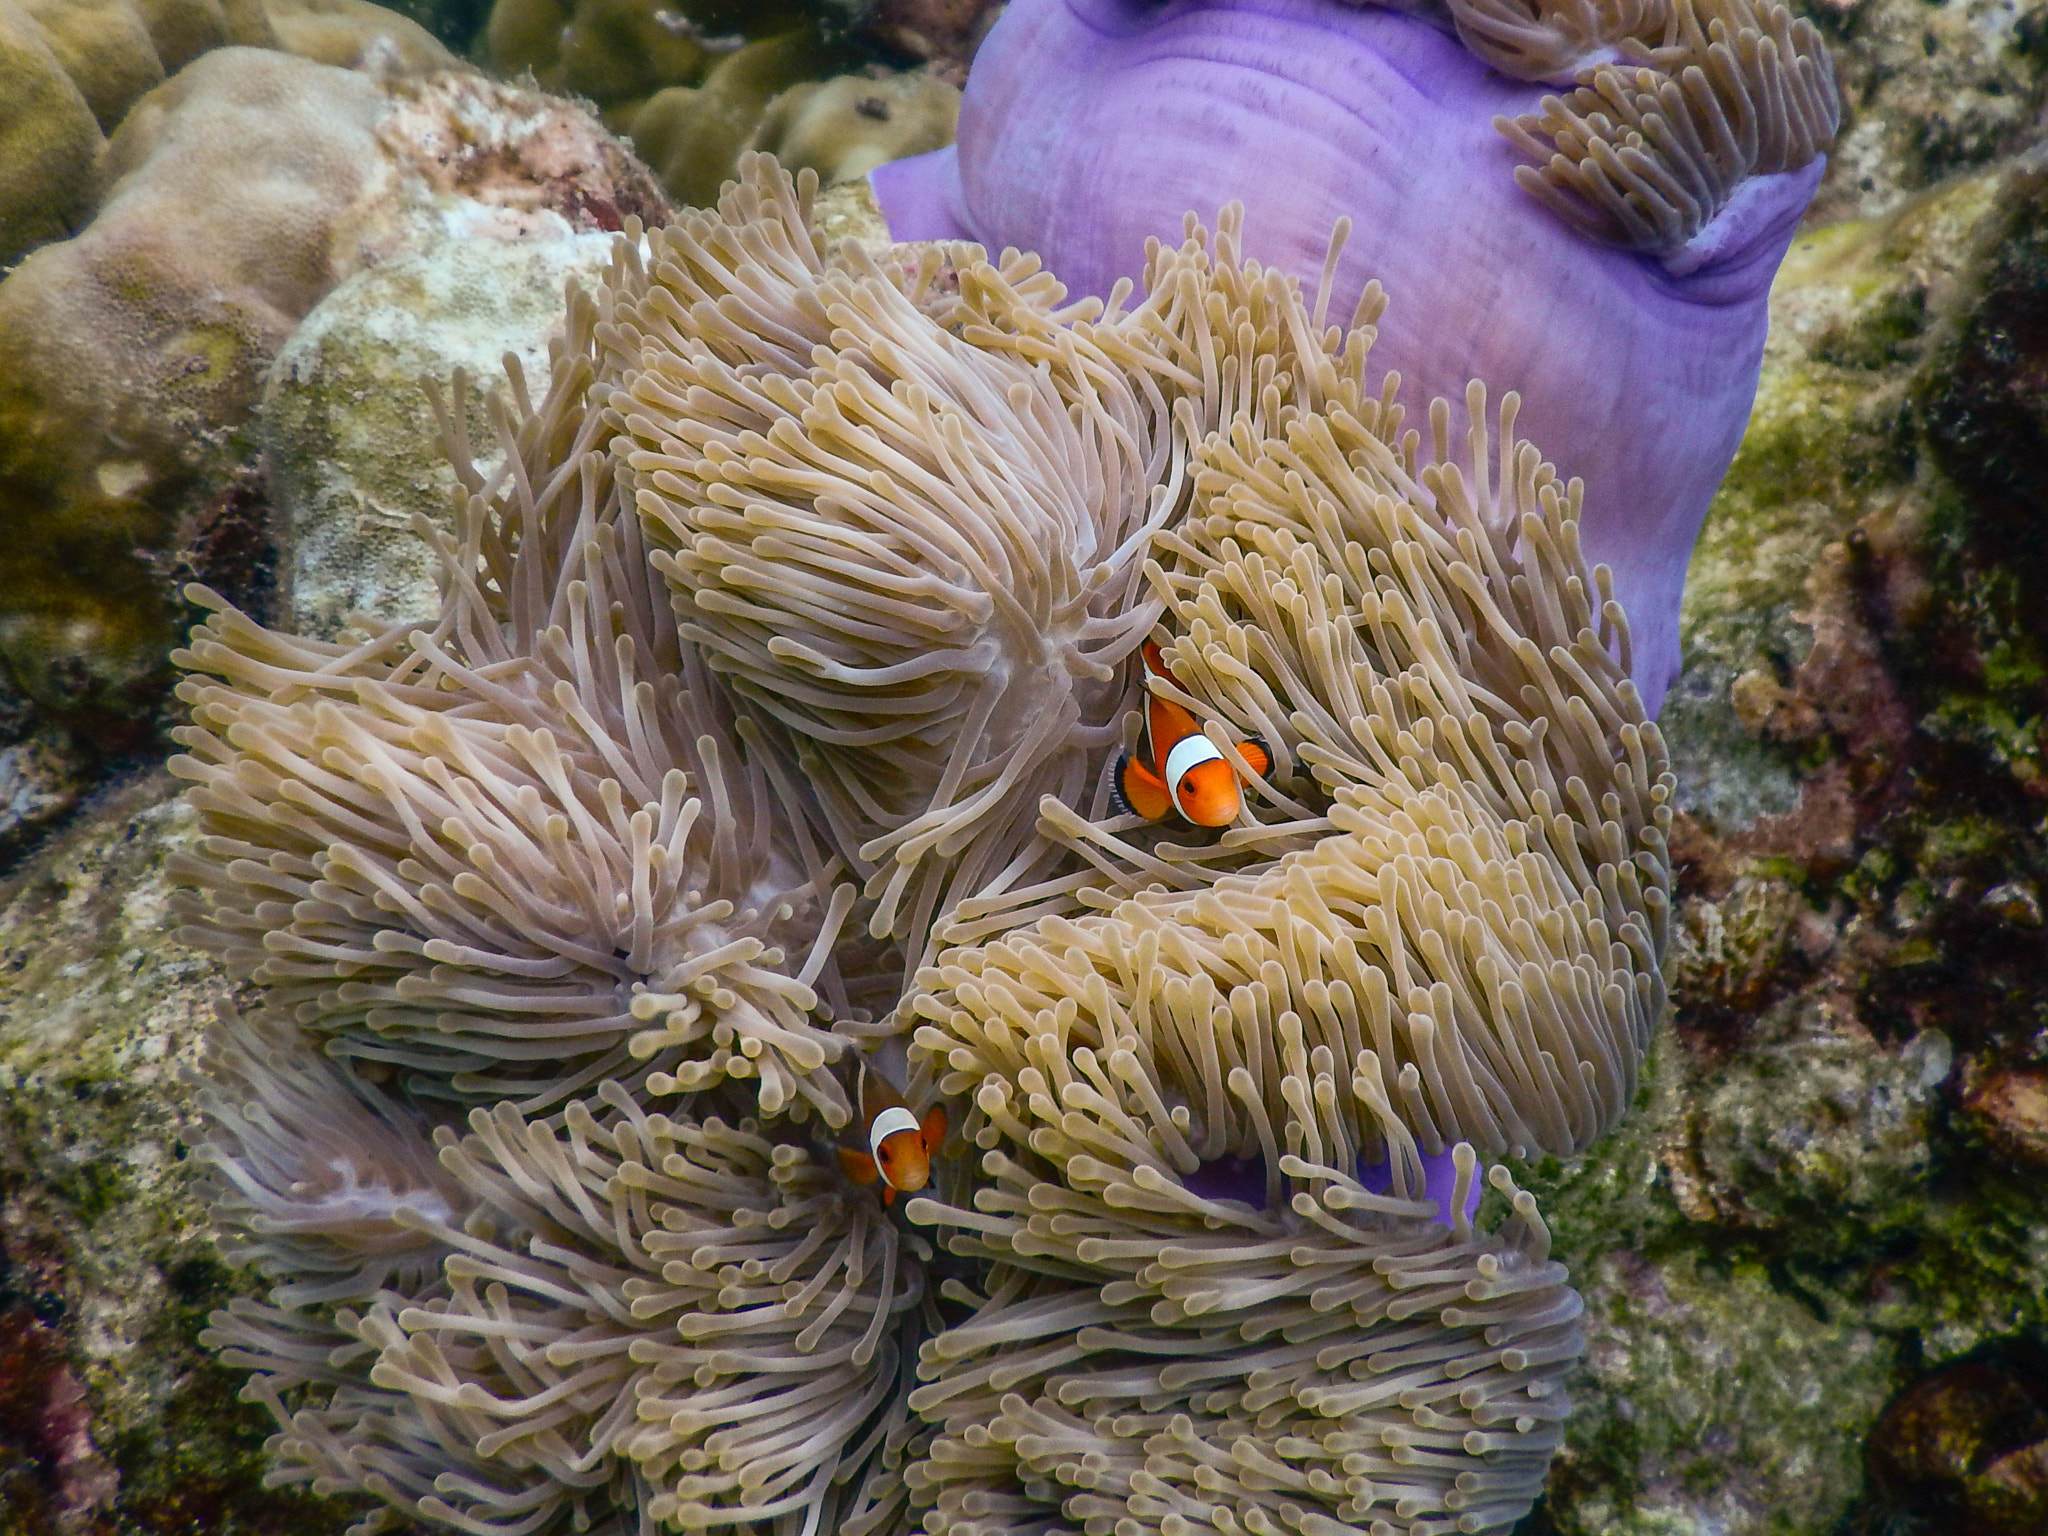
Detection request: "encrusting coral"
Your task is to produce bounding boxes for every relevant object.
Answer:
[178,156,1672,1536]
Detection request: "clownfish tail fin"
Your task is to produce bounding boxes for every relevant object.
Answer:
[1109,751,1136,817]
[1114,751,1174,822]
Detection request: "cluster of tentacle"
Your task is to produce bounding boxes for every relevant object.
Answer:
[1442,0,1840,255]
[180,158,1671,1536]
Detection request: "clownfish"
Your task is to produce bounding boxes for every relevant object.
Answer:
[1111,640,1271,827]
[836,1061,948,1205]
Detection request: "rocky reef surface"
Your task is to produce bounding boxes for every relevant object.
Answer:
[0,2,2046,1534]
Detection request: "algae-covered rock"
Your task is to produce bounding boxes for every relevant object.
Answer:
[0,771,355,1533]
[1812,0,2048,225]
[1512,148,2048,1536]
[1866,1342,2048,1536]
[264,232,615,638]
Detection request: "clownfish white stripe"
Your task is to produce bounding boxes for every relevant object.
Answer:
[868,1105,922,1161]
[1163,732,1225,803]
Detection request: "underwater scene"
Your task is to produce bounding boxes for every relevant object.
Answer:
[0,1,2044,1533]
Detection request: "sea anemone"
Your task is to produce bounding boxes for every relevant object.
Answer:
[595,167,1175,961]
[181,156,1671,1536]
[204,1049,926,1535]
[870,0,1842,715]
[892,207,1668,1533]
[172,331,864,1125]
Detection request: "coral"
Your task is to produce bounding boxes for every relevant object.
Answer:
[0,0,107,263]
[623,31,851,206]
[260,0,458,70]
[749,68,960,190]
[0,0,421,267]
[871,0,1839,716]
[0,49,665,731]
[0,46,391,726]
[17,0,171,131]
[484,0,813,107]
[477,0,961,210]
[625,36,959,210]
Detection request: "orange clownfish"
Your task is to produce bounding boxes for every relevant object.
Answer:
[1112,640,1271,828]
[836,1061,948,1205]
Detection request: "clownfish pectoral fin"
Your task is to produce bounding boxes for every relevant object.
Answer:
[1237,737,1272,778]
[1114,750,1174,822]
[837,1146,880,1185]
[920,1104,948,1155]
[882,1184,897,1206]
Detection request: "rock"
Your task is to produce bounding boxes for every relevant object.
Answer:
[1867,1343,2048,1536]
[1963,1065,2048,1167]
[264,232,616,638]
[1518,138,2048,1536]
[0,770,337,1531]
[1917,153,2048,590]
[1811,0,2048,225]
[0,733,91,864]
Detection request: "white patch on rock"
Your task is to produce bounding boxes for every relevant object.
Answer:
[263,232,617,639]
